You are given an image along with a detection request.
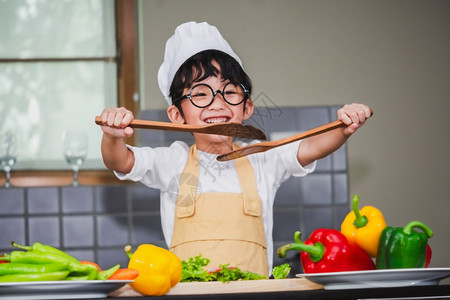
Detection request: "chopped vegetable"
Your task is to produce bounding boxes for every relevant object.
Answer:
[181,255,211,282]
[181,254,266,283]
[209,264,266,282]
[271,263,291,279]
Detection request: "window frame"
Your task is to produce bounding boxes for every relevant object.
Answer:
[0,0,139,187]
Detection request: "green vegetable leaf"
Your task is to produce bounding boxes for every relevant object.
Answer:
[180,255,267,282]
[180,254,211,282]
[240,270,267,281]
[208,264,266,282]
[271,263,291,279]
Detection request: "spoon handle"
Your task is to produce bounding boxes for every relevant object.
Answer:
[94,116,267,140]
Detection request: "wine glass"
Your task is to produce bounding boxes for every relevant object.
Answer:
[0,131,19,188]
[63,130,88,186]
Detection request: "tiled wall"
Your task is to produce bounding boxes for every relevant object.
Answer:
[0,105,349,276]
[0,184,163,270]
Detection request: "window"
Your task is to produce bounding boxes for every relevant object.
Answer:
[0,0,138,186]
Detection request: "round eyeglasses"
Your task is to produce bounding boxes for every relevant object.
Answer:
[173,82,249,108]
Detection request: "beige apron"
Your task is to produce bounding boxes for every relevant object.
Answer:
[170,145,269,276]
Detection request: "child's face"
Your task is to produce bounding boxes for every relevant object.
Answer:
[180,75,252,124]
[167,62,254,151]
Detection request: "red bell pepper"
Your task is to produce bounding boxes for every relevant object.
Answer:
[425,244,432,268]
[277,229,376,273]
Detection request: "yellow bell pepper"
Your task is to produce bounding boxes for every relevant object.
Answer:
[125,244,181,296]
[341,195,387,257]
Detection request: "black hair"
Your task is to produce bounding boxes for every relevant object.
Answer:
[169,49,252,113]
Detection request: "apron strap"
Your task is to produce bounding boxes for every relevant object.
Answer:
[175,144,262,218]
[175,145,198,218]
[234,156,261,217]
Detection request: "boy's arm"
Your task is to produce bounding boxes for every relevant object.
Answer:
[99,107,135,174]
[297,103,372,167]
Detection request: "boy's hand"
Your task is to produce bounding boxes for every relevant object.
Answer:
[337,103,372,137]
[99,107,134,138]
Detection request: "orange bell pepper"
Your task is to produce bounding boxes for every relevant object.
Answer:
[125,244,181,296]
[341,195,386,257]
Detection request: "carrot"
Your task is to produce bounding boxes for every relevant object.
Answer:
[0,255,7,264]
[80,261,102,271]
[108,268,139,280]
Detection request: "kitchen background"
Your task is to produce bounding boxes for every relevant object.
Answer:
[1,0,449,276]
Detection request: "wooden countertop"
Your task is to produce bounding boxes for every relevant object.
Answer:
[108,283,450,300]
[109,278,323,297]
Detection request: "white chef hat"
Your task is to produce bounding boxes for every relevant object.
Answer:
[157,21,243,105]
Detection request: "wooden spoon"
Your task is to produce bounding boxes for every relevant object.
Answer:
[217,109,373,161]
[94,116,267,140]
[217,120,346,162]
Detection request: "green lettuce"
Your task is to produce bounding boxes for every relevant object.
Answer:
[271,263,291,279]
[181,254,267,283]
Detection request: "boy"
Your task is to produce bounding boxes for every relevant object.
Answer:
[99,22,371,276]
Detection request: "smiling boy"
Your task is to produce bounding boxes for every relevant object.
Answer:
[98,22,371,276]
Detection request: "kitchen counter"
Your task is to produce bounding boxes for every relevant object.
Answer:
[107,285,450,300]
[1,280,448,299]
[108,279,450,300]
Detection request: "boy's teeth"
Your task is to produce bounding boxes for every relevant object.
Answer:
[206,117,228,123]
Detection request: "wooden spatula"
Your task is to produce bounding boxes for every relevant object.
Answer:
[94,116,267,140]
[217,110,373,162]
[216,120,346,162]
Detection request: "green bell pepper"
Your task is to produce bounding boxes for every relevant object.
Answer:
[376,221,433,269]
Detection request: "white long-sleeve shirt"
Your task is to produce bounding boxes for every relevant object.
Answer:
[115,140,315,271]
